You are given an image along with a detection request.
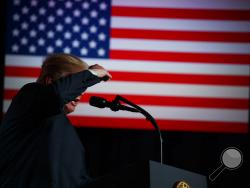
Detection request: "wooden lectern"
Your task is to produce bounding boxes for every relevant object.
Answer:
[85,160,207,188]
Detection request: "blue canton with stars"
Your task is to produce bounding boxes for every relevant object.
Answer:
[6,0,111,58]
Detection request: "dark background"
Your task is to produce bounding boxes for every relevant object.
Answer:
[77,128,249,188]
[0,1,249,188]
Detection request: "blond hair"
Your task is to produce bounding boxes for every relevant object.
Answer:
[37,53,88,84]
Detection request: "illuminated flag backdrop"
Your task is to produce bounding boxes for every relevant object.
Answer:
[3,0,250,133]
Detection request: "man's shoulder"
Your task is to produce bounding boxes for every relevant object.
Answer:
[14,82,46,99]
[20,82,44,92]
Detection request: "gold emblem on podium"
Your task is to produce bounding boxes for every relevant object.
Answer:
[174,180,191,188]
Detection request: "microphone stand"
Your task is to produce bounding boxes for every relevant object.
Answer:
[113,95,164,164]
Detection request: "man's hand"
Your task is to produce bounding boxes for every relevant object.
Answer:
[89,64,112,81]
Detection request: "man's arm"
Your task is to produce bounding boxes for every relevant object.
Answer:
[40,66,111,117]
[51,70,101,105]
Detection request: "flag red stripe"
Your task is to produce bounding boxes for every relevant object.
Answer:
[5,66,249,86]
[2,111,247,133]
[111,29,250,42]
[110,50,250,64]
[109,71,249,86]
[4,90,18,99]
[82,93,249,109]
[4,90,249,109]
[112,6,250,20]
[5,66,41,77]
[69,116,248,133]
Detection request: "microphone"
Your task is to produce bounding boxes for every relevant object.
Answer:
[89,96,139,112]
[90,95,164,164]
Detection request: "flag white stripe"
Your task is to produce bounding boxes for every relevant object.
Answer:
[4,77,249,99]
[110,38,250,54]
[111,17,250,32]
[88,82,249,99]
[3,101,248,123]
[113,0,250,10]
[5,55,250,76]
[5,55,43,67]
[74,104,249,122]
[4,77,37,89]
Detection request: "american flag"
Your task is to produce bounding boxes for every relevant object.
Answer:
[3,0,250,133]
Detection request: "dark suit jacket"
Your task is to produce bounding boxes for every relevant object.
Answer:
[0,70,101,188]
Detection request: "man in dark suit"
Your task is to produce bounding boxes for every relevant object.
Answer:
[0,53,112,188]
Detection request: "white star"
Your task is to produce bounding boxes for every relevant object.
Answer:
[14,0,20,6]
[29,45,36,53]
[98,48,105,56]
[38,23,46,30]
[100,2,107,10]
[55,39,63,47]
[39,8,46,15]
[22,7,29,14]
[91,0,97,3]
[12,29,19,36]
[73,9,81,17]
[31,0,38,6]
[30,14,37,22]
[80,48,88,55]
[48,15,55,23]
[64,31,72,39]
[81,32,88,40]
[72,40,80,48]
[89,25,97,33]
[20,37,28,45]
[99,18,106,26]
[21,22,29,30]
[38,38,45,46]
[82,2,89,9]
[47,46,54,53]
[65,1,72,8]
[56,24,63,32]
[81,17,89,25]
[12,44,19,52]
[48,1,56,8]
[65,16,72,24]
[13,14,20,21]
[64,47,71,53]
[30,30,37,37]
[90,10,98,18]
[47,31,55,38]
[73,25,80,32]
[57,9,64,16]
[98,33,106,41]
[89,40,97,48]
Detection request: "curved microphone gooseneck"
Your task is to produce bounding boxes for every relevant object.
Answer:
[113,95,164,165]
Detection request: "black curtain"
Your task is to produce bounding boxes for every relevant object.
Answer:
[76,128,249,188]
[0,0,6,120]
